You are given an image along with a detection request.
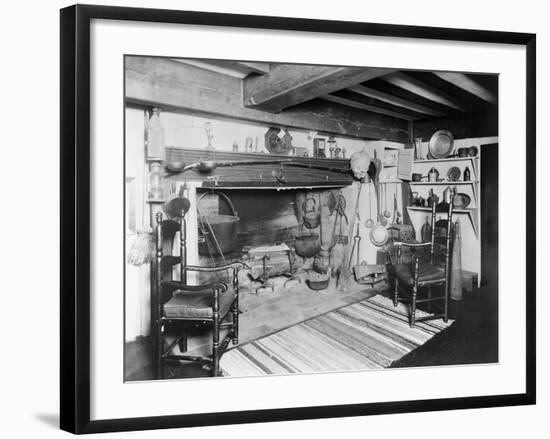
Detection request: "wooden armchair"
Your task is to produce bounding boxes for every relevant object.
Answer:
[389,196,455,327]
[153,211,246,379]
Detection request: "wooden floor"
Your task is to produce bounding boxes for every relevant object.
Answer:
[125,277,382,381]
[392,285,498,368]
[125,283,498,381]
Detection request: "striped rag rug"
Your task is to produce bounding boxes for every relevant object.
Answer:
[220,295,453,377]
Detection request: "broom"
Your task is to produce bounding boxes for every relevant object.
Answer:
[127,167,155,266]
[127,117,156,266]
[127,226,155,266]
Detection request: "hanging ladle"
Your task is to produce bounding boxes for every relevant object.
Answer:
[377,183,388,226]
[364,183,375,228]
[383,182,392,219]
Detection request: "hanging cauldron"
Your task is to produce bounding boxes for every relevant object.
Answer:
[294,232,321,258]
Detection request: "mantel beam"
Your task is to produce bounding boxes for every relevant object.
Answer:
[125,57,409,142]
[243,64,394,113]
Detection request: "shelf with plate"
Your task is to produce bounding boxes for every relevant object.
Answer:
[409,153,480,240]
[413,156,479,179]
[414,156,479,163]
[406,206,479,239]
[408,180,478,184]
[409,180,478,203]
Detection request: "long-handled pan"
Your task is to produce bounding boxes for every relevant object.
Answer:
[172,159,353,175]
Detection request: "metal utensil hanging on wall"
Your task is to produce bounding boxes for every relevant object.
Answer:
[364,183,375,229]
[383,182,391,220]
[378,183,388,226]
[333,195,348,245]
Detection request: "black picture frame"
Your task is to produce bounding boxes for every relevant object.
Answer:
[60,4,536,434]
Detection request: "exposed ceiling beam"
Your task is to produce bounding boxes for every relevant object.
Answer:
[243,64,394,113]
[172,59,270,78]
[125,57,409,142]
[432,72,497,105]
[382,72,466,112]
[348,84,446,117]
[321,94,418,121]
[237,62,270,75]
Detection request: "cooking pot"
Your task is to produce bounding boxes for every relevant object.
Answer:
[198,192,240,255]
[412,173,424,182]
[294,232,321,258]
[457,147,469,158]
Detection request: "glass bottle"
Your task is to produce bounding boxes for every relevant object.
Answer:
[463,166,471,181]
[428,167,439,182]
[414,137,423,160]
[146,108,165,161]
[327,136,338,158]
[147,161,164,202]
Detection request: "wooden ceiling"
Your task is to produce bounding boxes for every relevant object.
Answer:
[126,57,498,143]
[173,58,497,122]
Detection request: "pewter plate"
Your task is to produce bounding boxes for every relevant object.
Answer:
[428,129,454,159]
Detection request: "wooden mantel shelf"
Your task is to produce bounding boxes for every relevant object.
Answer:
[163,147,354,189]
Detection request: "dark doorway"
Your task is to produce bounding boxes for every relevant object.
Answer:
[481,143,498,289]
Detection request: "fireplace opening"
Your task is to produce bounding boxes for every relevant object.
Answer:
[195,188,342,289]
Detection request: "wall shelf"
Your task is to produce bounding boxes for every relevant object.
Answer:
[163,147,353,188]
[414,156,478,179]
[409,181,478,185]
[409,180,478,203]
[413,156,479,164]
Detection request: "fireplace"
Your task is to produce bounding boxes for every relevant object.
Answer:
[163,147,354,289]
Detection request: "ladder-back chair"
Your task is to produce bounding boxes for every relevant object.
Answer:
[389,193,455,327]
[153,210,245,379]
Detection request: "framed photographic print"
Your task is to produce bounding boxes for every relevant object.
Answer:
[60,4,536,434]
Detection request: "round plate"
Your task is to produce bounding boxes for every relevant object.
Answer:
[428,130,454,159]
[447,166,461,182]
[265,127,293,155]
[369,225,388,247]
